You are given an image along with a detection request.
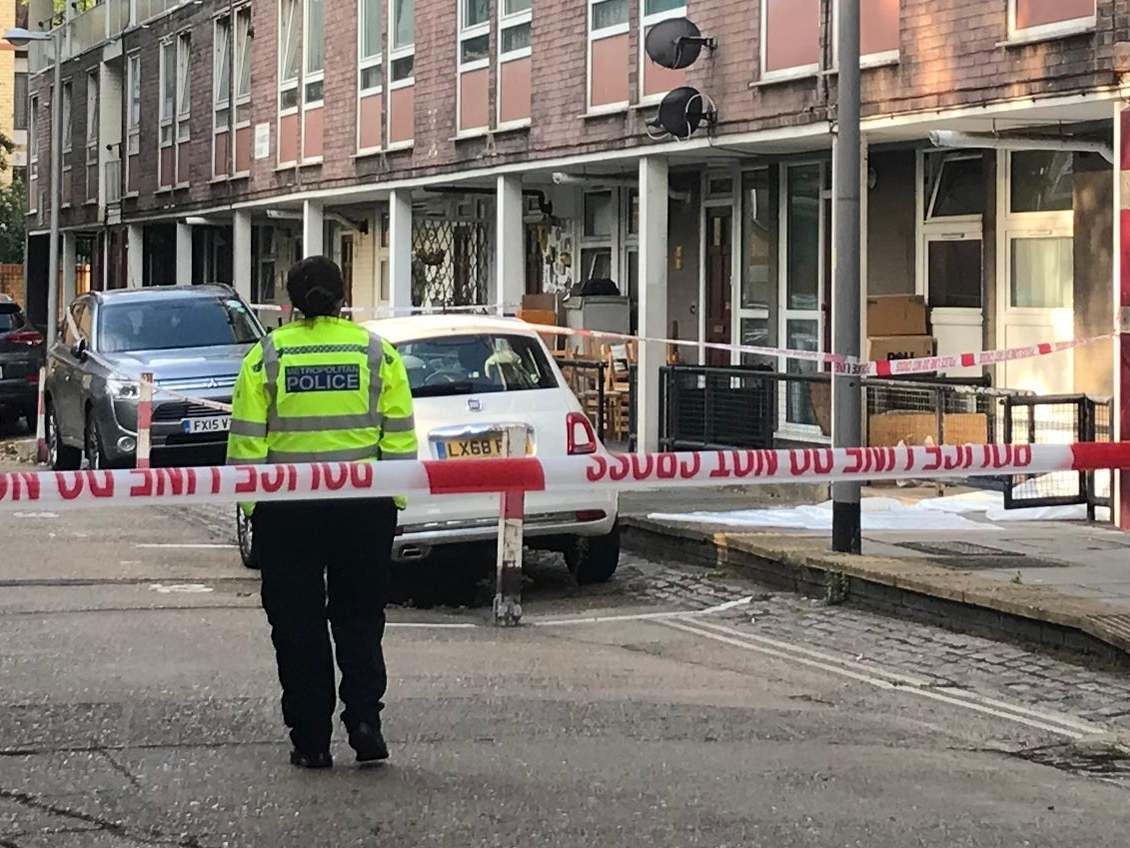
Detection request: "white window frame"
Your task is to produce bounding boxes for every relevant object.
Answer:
[175,32,191,186]
[357,0,384,154]
[28,94,39,195]
[735,167,773,370]
[456,0,490,135]
[60,80,72,154]
[233,6,252,176]
[777,160,829,442]
[759,0,821,84]
[125,52,141,196]
[579,188,620,285]
[587,0,630,114]
[85,70,99,203]
[158,37,176,186]
[387,0,415,149]
[303,0,324,109]
[831,0,900,69]
[1007,0,1096,43]
[638,0,686,106]
[213,13,233,179]
[278,0,302,156]
[497,0,532,129]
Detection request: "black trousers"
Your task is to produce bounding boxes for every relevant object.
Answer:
[254,497,397,754]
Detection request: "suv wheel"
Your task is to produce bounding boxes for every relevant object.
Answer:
[237,507,259,570]
[565,522,621,585]
[48,401,81,471]
[84,411,110,470]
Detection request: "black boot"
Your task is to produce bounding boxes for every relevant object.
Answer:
[289,749,333,769]
[349,722,389,763]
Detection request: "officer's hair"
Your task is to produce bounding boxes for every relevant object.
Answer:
[287,255,345,318]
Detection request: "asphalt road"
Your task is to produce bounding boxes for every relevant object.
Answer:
[2,476,1130,845]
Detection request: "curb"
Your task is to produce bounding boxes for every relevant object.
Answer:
[621,516,1130,664]
[0,439,38,467]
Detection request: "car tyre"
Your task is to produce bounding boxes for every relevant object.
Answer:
[237,507,260,570]
[565,522,621,585]
[48,401,81,471]
[84,411,111,471]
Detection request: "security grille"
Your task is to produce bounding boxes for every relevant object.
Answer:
[412,203,493,308]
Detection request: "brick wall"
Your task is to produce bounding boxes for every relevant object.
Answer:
[27,0,1130,227]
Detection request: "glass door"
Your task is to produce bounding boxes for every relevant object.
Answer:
[779,162,826,433]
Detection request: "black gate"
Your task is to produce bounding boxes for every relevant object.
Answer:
[1003,394,1111,519]
[660,365,778,451]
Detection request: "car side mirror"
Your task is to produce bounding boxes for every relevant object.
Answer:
[71,338,88,361]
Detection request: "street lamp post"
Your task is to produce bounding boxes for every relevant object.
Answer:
[5,25,62,348]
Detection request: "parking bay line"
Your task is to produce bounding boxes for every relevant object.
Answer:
[661,618,1106,740]
[526,596,754,628]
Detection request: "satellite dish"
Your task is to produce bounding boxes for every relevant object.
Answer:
[644,17,714,70]
[649,86,709,140]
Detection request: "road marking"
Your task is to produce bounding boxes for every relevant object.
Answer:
[528,596,753,628]
[149,583,215,594]
[137,543,239,550]
[12,512,59,519]
[387,622,479,629]
[662,618,1105,740]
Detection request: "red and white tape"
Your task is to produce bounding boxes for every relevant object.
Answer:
[1,443,1126,512]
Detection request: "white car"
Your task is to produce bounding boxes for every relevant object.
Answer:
[372,314,620,584]
[236,314,621,585]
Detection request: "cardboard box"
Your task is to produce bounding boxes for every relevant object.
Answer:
[517,308,557,327]
[522,293,560,314]
[868,412,988,447]
[867,335,934,364]
[867,295,928,337]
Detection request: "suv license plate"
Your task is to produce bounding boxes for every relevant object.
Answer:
[438,435,503,460]
[182,417,231,435]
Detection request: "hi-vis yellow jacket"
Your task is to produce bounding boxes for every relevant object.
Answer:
[226,317,417,507]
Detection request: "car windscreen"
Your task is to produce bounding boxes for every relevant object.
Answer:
[0,306,25,332]
[99,296,261,353]
[398,334,559,398]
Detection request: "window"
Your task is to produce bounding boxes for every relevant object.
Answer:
[359,0,384,92]
[61,81,72,153]
[176,33,191,146]
[13,73,27,131]
[928,240,982,309]
[126,53,141,193]
[214,15,233,176]
[399,334,558,399]
[99,297,261,354]
[85,70,99,202]
[761,0,820,81]
[304,0,324,104]
[832,0,900,66]
[584,191,614,238]
[159,40,175,148]
[640,0,686,101]
[457,0,490,133]
[1011,238,1072,308]
[279,0,301,111]
[741,169,775,311]
[28,95,38,193]
[588,0,630,110]
[391,0,415,82]
[1010,150,1073,213]
[1009,0,1095,40]
[498,0,532,127]
[580,191,616,283]
[926,154,984,218]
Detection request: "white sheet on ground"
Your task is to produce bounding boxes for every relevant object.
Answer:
[648,489,1103,531]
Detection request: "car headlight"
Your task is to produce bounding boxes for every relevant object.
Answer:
[107,378,140,399]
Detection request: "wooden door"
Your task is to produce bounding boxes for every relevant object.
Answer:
[706,207,732,366]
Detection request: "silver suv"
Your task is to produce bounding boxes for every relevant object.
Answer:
[45,285,263,470]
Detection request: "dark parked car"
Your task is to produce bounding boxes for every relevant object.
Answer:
[0,295,45,430]
[44,285,264,470]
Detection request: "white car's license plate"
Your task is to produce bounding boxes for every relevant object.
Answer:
[182,416,231,435]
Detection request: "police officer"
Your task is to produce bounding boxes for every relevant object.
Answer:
[227,256,417,769]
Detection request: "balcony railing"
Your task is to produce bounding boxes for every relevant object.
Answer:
[64,2,107,60]
[30,0,166,73]
[135,0,187,25]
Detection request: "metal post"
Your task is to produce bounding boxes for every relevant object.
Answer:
[46,29,62,347]
[136,371,153,470]
[831,0,862,553]
[493,424,527,626]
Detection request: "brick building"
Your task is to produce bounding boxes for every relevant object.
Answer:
[18,0,1130,452]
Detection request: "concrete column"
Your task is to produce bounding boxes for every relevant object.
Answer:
[495,174,525,314]
[1114,104,1130,528]
[61,231,77,308]
[127,224,143,288]
[637,156,669,453]
[233,210,252,302]
[175,222,192,285]
[302,200,324,258]
[388,189,413,312]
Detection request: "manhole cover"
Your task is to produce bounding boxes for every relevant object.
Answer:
[898,541,1025,558]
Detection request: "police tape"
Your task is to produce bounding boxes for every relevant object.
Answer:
[0,443,1126,512]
